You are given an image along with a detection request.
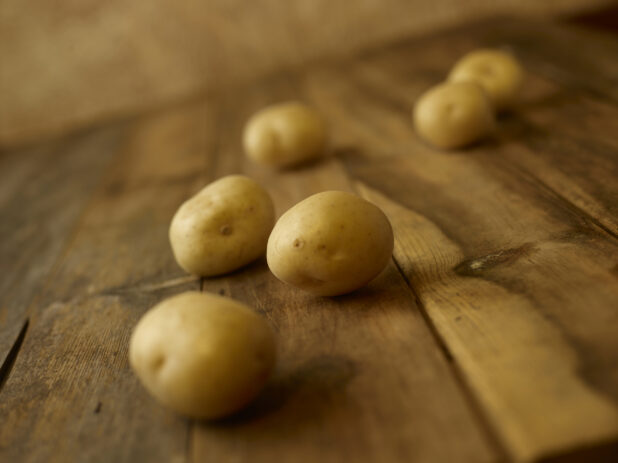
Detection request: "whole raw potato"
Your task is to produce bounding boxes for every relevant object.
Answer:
[243,101,328,167]
[413,81,495,149]
[129,291,276,419]
[448,49,523,110]
[267,191,394,296]
[169,175,275,276]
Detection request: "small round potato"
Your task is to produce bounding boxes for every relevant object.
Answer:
[243,101,328,168]
[413,81,495,149]
[267,191,394,296]
[129,291,276,420]
[448,49,524,110]
[169,175,275,276]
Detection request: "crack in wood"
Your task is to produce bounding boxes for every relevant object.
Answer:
[99,275,201,298]
[0,319,29,394]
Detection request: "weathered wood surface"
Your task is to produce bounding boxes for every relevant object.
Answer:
[0,127,122,371]
[0,106,214,462]
[1,17,618,463]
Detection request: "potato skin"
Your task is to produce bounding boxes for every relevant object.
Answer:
[129,291,276,420]
[413,81,494,149]
[169,175,275,276]
[243,101,327,167]
[267,191,394,296]
[448,49,523,110]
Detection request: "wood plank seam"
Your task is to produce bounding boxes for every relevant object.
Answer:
[380,215,511,463]
[0,320,29,394]
[482,150,618,243]
[185,417,194,463]
[500,143,618,242]
[99,276,201,297]
[398,259,518,462]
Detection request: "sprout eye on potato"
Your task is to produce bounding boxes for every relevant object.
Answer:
[413,81,495,149]
[267,191,394,296]
[243,101,328,168]
[169,175,275,277]
[448,49,523,110]
[129,291,276,420]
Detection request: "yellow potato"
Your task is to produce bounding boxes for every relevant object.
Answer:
[413,81,495,149]
[267,191,394,296]
[169,175,275,276]
[129,291,276,420]
[448,49,524,110]
[243,101,328,168]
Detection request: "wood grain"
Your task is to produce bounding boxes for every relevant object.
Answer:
[0,127,121,369]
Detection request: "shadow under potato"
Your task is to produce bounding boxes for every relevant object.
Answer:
[212,355,357,428]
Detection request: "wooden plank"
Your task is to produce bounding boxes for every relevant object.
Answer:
[191,76,499,462]
[0,103,216,462]
[0,127,121,369]
[300,39,618,460]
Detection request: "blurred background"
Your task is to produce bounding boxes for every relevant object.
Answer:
[0,0,615,148]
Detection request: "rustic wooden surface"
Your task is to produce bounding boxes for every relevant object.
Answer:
[0,0,612,147]
[1,17,618,463]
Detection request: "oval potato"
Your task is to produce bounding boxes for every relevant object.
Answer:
[448,49,524,110]
[413,81,495,149]
[267,191,394,296]
[129,291,276,419]
[169,175,275,276]
[243,102,328,168]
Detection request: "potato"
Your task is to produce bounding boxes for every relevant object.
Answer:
[169,175,275,276]
[129,291,276,420]
[448,49,523,110]
[243,101,328,168]
[267,191,394,296]
[413,81,495,149]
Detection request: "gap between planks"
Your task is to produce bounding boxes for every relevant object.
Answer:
[391,256,513,461]
[0,319,29,393]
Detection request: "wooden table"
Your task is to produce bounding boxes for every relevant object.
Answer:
[1,17,617,463]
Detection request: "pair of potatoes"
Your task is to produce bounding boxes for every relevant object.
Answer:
[131,172,394,419]
[169,175,394,297]
[414,49,524,149]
